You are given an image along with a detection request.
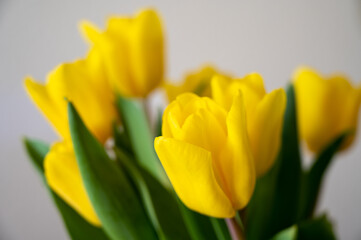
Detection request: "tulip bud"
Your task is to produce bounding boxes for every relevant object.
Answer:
[155,93,255,218]
[81,9,164,97]
[294,67,361,153]
[24,49,117,144]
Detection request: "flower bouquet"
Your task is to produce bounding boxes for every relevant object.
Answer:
[23,8,361,240]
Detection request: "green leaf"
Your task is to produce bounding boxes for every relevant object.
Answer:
[271,226,298,240]
[115,147,191,240]
[116,95,168,185]
[176,201,219,240]
[68,102,157,240]
[298,133,348,220]
[210,218,232,240]
[271,215,336,240]
[246,84,302,239]
[23,137,109,240]
[155,108,163,138]
[23,138,49,175]
[297,215,336,240]
[272,215,336,240]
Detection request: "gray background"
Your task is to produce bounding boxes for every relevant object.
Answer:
[1,0,361,239]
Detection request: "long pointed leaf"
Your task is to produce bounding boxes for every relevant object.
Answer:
[115,148,191,240]
[116,95,168,185]
[68,102,157,240]
[298,133,348,220]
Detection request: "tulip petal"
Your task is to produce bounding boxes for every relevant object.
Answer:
[47,60,115,143]
[211,75,232,110]
[24,77,69,139]
[249,88,286,176]
[224,91,256,209]
[44,141,100,226]
[294,67,361,152]
[129,9,164,96]
[154,137,235,218]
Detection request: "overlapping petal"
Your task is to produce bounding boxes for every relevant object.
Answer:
[211,74,286,177]
[156,92,255,217]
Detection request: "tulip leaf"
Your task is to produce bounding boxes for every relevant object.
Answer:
[23,138,49,176]
[298,132,349,220]
[68,102,157,240]
[155,108,163,137]
[23,137,109,240]
[116,95,168,185]
[246,84,302,239]
[297,215,336,240]
[271,226,297,240]
[271,215,336,240]
[210,218,232,240]
[176,201,219,240]
[115,147,191,240]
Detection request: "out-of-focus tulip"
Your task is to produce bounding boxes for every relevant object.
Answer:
[211,74,286,177]
[294,67,361,153]
[155,93,255,218]
[25,49,117,226]
[164,65,231,102]
[24,49,117,144]
[81,9,164,98]
[44,141,101,226]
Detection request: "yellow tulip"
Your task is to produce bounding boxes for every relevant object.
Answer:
[25,49,117,226]
[294,67,361,153]
[45,141,101,226]
[80,9,164,97]
[24,49,117,143]
[211,74,286,177]
[164,65,231,102]
[155,93,255,218]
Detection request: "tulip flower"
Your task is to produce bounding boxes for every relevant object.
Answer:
[294,67,361,153]
[155,93,255,218]
[24,49,117,143]
[24,49,117,226]
[45,141,101,226]
[164,65,231,102]
[80,9,164,98]
[211,73,286,177]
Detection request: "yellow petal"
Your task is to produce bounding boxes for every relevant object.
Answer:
[44,141,101,226]
[129,9,164,97]
[249,88,286,176]
[211,75,232,110]
[165,65,225,102]
[224,91,256,209]
[24,77,69,139]
[180,108,227,157]
[294,67,361,152]
[47,59,115,143]
[154,137,235,218]
[79,21,102,45]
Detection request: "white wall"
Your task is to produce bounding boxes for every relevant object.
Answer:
[1,0,361,239]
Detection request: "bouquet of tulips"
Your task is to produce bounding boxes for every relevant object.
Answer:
[23,8,361,240]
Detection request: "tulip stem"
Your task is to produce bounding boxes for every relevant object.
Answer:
[226,218,245,240]
[142,98,152,126]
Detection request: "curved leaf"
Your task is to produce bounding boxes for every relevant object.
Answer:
[68,102,157,240]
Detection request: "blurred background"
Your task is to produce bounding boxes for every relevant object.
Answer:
[1,0,361,239]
